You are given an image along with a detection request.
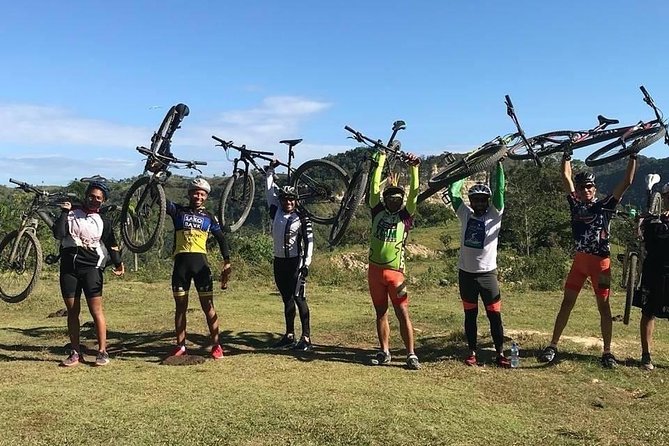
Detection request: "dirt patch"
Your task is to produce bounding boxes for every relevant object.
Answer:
[331,253,367,271]
[406,243,437,259]
[506,329,616,349]
[161,355,206,366]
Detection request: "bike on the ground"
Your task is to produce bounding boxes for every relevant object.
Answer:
[0,179,78,302]
[616,173,663,325]
[507,86,668,166]
[212,135,349,232]
[120,104,207,253]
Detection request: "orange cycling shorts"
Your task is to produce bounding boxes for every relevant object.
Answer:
[368,263,408,307]
[565,251,611,299]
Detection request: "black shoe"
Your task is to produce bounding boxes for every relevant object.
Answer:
[538,346,557,363]
[601,352,618,369]
[292,337,312,352]
[272,334,295,349]
[371,351,391,366]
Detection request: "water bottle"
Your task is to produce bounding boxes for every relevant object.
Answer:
[510,342,520,368]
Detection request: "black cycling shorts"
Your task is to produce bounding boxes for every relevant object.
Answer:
[458,269,501,306]
[60,266,104,299]
[171,253,213,296]
[638,270,669,319]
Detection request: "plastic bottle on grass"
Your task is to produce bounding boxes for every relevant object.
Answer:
[510,342,520,368]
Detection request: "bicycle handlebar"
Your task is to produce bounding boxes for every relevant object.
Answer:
[136,146,206,167]
[9,178,46,195]
[344,125,414,163]
[212,135,275,160]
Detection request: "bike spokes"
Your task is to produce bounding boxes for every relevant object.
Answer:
[0,232,42,303]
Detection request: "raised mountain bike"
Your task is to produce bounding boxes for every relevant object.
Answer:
[328,120,410,246]
[212,135,349,232]
[0,179,78,303]
[120,104,207,253]
[507,86,668,166]
[420,95,542,200]
[616,174,663,325]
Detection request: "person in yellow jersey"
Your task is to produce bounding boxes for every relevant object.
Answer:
[164,178,231,360]
[367,150,421,370]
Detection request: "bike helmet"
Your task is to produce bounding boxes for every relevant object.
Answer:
[662,183,669,195]
[278,185,298,200]
[85,181,110,200]
[383,186,405,199]
[188,177,211,194]
[574,171,596,185]
[467,182,492,197]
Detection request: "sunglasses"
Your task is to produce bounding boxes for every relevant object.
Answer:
[577,184,596,190]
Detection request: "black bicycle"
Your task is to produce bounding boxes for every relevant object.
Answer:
[328,121,410,246]
[507,86,668,166]
[120,104,207,253]
[0,180,77,302]
[213,135,349,231]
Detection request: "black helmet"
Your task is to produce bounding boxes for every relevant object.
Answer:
[85,181,110,200]
[574,171,595,185]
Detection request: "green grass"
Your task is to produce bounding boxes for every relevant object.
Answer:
[1,264,668,446]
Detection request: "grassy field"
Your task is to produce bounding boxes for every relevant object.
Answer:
[1,257,668,446]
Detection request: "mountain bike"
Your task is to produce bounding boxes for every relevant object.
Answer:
[0,179,77,303]
[507,86,668,165]
[328,120,410,246]
[120,104,206,253]
[616,173,662,325]
[421,95,541,199]
[212,135,349,232]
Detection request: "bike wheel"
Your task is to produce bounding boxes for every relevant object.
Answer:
[585,126,666,167]
[623,254,638,325]
[121,176,166,253]
[649,191,663,214]
[292,159,350,225]
[101,205,134,267]
[0,230,43,303]
[507,131,574,160]
[428,142,508,190]
[329,167,369,246]
[218,173,255,232]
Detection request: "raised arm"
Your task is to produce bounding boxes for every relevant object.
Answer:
[368,151,386,208]
[265,165,280,208]
[447,179,465,212]
[492,161,505,211]
[561,154,575,194]
[405,154,420,215]
[612,155,638,201]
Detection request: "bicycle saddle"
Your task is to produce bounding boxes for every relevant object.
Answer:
[645,173,661,191]
[597,115,619,126]
[279,139,303,147]
[175,103,190,117]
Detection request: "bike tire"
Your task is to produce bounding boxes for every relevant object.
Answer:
[428,142,508,190]
[507,131,574,160]
[585,126,666,167]
[218,172,255,232]
[649,191,663,215]
[623,254,638,325]
[328,166,369,246]
[120,176,166,253]
[292,159,350,225]
[0,230,43,303]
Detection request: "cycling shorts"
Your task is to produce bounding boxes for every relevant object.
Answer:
[565,252,611,299]
[368,263,408,307]
[639,270,669,319]
[458,269,501,310]
[172,253,213,299]
[60,265,103,299]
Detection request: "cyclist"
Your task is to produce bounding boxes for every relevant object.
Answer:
[636,183,669,370]
[539,150,638,368]
[367,150,421,370]
[166,178,231,360]
[447,161,510,368]
[265,161,313,351]
[54,180,124,367]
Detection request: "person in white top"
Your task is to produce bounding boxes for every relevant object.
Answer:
[447,161,509,368]
[265,162,314,351]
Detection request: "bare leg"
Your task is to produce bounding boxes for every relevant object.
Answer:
[640,313,655,356]
[393,303,415,355]
[374,303,390,353]
[86,296,107,352]
[549,289,579,346]
[595,296,613,352]
[174,294,189,345]
[199,296,219,345]
[63,296,81,351]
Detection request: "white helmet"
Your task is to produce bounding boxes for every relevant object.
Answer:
[662,182,669,195]
[279,185,298,200]
[188,177,211,194]
[467,182,492,196]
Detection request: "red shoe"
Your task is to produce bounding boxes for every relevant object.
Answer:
[168,344,187,357]
[464,354,477,366]
[496,355,511,369]
[211,344,224,360]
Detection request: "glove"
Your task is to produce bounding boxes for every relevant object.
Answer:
[562,148,573,161]
[299,266,309,278]
[220,264,232,290]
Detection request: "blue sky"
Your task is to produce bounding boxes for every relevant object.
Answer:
[2,1,668,186]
